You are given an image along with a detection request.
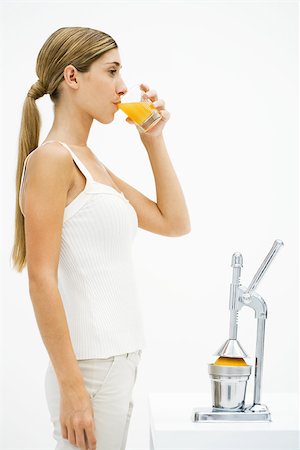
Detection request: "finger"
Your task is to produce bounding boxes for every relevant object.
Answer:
[67,427,77,446]
[139,82,150,92]
[61,423,68,440]
[139,83,158,101]
[160,110,171,121]
[152,99,165,109]
[75,426,88,450]
[144,89,158,101]
[84,425,97,450]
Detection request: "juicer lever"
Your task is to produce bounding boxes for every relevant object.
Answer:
[245,239,283,295]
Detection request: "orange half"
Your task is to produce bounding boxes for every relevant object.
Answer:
[214,357,248,366]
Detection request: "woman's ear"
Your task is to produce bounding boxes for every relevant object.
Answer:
[63,65,79,91]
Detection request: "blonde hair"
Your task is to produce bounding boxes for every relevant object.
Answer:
[11,26,117,272]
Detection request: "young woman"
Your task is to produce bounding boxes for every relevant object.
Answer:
[11,26,191,450]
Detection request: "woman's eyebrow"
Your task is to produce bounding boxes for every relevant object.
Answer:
[105,61,122,68]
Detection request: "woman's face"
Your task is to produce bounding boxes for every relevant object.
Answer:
[65,48,128,124]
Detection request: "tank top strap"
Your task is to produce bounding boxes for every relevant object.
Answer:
[19,148,40,214]
[40,140,94,183]
[19,153,32,214]
[19,140,94,215]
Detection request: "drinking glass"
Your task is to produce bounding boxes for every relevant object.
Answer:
[118,84,162,132]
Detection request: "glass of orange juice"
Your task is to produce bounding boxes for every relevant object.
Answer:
[117,84,162,132]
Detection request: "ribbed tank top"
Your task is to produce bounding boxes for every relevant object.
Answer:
[19,140,146,359]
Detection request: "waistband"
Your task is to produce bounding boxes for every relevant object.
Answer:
[113,349,142,360]
[47,350,142,369]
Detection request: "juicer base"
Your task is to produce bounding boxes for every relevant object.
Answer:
[192,406,271,422]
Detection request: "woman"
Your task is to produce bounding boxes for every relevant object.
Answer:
[11,26,191,450]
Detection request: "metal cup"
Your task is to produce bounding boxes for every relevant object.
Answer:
[208,363,252,411]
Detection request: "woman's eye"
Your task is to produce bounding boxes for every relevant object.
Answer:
[109,69,117,76]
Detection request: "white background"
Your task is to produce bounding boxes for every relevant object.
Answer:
[0,1,298,449]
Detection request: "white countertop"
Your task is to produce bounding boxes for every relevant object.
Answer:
[148,393,299,450]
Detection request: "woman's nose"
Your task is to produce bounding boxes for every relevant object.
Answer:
[118,84,128,97]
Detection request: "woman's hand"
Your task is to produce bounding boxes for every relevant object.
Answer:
[126,83,170,138]
[59,387,97,450]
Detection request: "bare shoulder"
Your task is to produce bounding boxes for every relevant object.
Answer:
[21,142,74,219]
[25,141,74,185]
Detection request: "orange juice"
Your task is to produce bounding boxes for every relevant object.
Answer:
[214,357,248,366]
[118,101,156,125]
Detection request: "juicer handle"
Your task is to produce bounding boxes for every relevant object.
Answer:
[245,239,284,294]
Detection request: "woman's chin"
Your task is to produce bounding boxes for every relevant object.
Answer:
[96,115,115,125]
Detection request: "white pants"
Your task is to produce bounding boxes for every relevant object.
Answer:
[44,350,142,450]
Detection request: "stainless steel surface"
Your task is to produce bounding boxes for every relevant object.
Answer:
[229,253,243,341]
[253,318,266,405]
[208,364,251,411]
[192,406,271,422]
[245,402,270,414]
[215,338,248,358]
[246,239,284,294]
[209,364,251,376]
[241,290,267,319]
[231,252,243,269]
[216,252,247,358]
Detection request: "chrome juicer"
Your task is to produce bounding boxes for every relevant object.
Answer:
[192,239,284,422]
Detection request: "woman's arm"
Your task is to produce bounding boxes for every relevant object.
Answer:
[140,133,191,235]
[138,85,191,234]
[23,143,85,391]
[29,280,85,390]
[109,83,191,236]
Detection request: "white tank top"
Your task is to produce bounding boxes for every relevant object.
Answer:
[19,140,146,359]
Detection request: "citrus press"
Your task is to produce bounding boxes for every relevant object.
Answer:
[192,239,284,422]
